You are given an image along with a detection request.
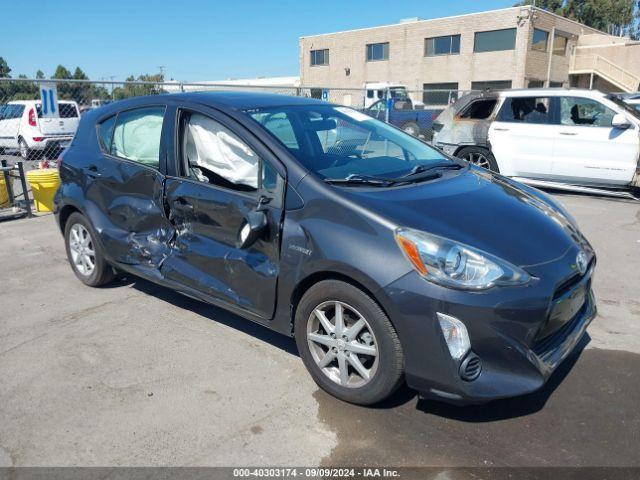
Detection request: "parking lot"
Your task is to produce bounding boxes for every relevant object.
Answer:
[0,192,638,467]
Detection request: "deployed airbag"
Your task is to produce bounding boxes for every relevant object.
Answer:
[186,114,258,189]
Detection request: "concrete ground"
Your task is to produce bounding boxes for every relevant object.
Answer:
[0,193,638,467]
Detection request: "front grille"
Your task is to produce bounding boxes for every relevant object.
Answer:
[459,353,482,381]
[552,259,593,300]
[533,302,587,357]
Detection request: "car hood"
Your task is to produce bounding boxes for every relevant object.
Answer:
[342,168,585,267]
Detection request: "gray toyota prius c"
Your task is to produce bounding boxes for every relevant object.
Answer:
[54,92,596,406]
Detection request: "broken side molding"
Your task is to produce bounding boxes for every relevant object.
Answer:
[511,177,640,201]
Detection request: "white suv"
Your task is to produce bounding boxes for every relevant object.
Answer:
[0,100,80,160]
[433,89,640,190]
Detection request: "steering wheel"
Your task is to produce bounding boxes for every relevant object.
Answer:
[328,139,363,167]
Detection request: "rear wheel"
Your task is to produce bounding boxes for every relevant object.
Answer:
[401,122,420,137]
[18,138,31,161]
[456,146,499,172]
[64,212,115,287]
[295,280,404,405]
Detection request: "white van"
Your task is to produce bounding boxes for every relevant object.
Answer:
[432,89,640,190]
[363,83,411,109]
[0,100,80,160]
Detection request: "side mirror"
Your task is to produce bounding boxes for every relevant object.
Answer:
[612,113,632,130]
[237,210,268,249]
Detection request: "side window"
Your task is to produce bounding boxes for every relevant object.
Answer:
[251,111,299,150]
[369,101,386,112]
[560,97,616,127]
[497,97,552,124]
[111,106,165,168]
[98,115,116,152]
[183,112,261,192]
[459,99,498,120]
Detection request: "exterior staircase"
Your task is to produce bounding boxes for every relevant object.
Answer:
[570,53,640,92]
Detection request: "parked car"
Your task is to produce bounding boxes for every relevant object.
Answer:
[432,89,640,190]
[54,92,596,406]
[0,100,80,160]
[363,82,412,109]
[620,92,640,112]
[363,96,442,139]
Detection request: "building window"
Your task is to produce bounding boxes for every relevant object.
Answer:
[423,82,459,106]
[550,81,564,88]
[366,42,389,61]
[425,35,461,56]
[532,29,549,51]
[553,35,568,55]
[472,80,513,91]
[474,28,517,53]
[310,49,329,66]
[528,80,544,88]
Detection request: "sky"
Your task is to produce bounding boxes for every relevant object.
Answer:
[3,0,514,82]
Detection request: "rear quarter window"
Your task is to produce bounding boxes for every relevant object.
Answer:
[98,115,116,152]
[458,99,498,120]
[36,103,79,118]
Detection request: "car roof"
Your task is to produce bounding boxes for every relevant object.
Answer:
[106,91,328,111]
[491,88,607,98]
[8,99,77,105]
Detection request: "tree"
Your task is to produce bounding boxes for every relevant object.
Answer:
[52,65,72,79]
[516,0,640,38]
[0,57,11,78]
[35,70,45,79]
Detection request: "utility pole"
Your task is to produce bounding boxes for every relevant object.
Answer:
[158,66,165,80]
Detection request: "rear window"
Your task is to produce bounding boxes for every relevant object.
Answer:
[36,103,78,118]
[0,104,25,120]
[458,99,498,120]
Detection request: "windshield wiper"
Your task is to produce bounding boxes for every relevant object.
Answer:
[323,174,395,187]
[396,163,463,181]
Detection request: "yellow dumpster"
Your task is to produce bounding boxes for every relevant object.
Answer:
[0,172,13,208]
[26,168,61,213]
[0,174,12,208]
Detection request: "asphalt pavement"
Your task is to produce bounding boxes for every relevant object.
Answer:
[0,193,638,467]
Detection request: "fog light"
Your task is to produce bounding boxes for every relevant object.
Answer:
[436,312,470,361]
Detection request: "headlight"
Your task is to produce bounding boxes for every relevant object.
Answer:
[395,228,531,290]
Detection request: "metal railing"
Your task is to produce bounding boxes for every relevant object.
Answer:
[570,53,640,92]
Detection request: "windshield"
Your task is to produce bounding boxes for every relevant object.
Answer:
[244,104,453,181]
[607,94,640,121]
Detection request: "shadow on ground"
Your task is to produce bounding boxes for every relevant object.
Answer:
[117,274,639,467]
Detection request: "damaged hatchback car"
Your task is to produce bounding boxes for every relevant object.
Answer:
[54,92,596,405]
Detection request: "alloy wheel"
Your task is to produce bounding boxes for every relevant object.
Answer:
[68,223,96,276]
[306,300,379,388]
[462,151,491,169]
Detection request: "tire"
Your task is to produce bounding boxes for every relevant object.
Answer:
[294,280,404,405]
[18,138,31,161]
[401,122,420,137]
[456,146,500,173]
[64,212,115,287]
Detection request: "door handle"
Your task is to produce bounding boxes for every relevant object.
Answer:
[84,165,101,178]
[172,198,194,211]
[493,128,510,132]
[560,132,578,136]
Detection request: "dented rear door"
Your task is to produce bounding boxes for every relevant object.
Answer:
[86,104,174,269]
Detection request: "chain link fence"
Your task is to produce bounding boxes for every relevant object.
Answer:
[0,77,473,164]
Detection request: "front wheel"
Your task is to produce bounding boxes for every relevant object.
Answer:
[456,146,499,172]
[295,280,404,405]
[64,212,115,287]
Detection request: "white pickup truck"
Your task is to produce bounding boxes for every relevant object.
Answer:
[0,99,80,160]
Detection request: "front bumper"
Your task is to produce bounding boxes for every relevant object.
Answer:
[378,253,596,405]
